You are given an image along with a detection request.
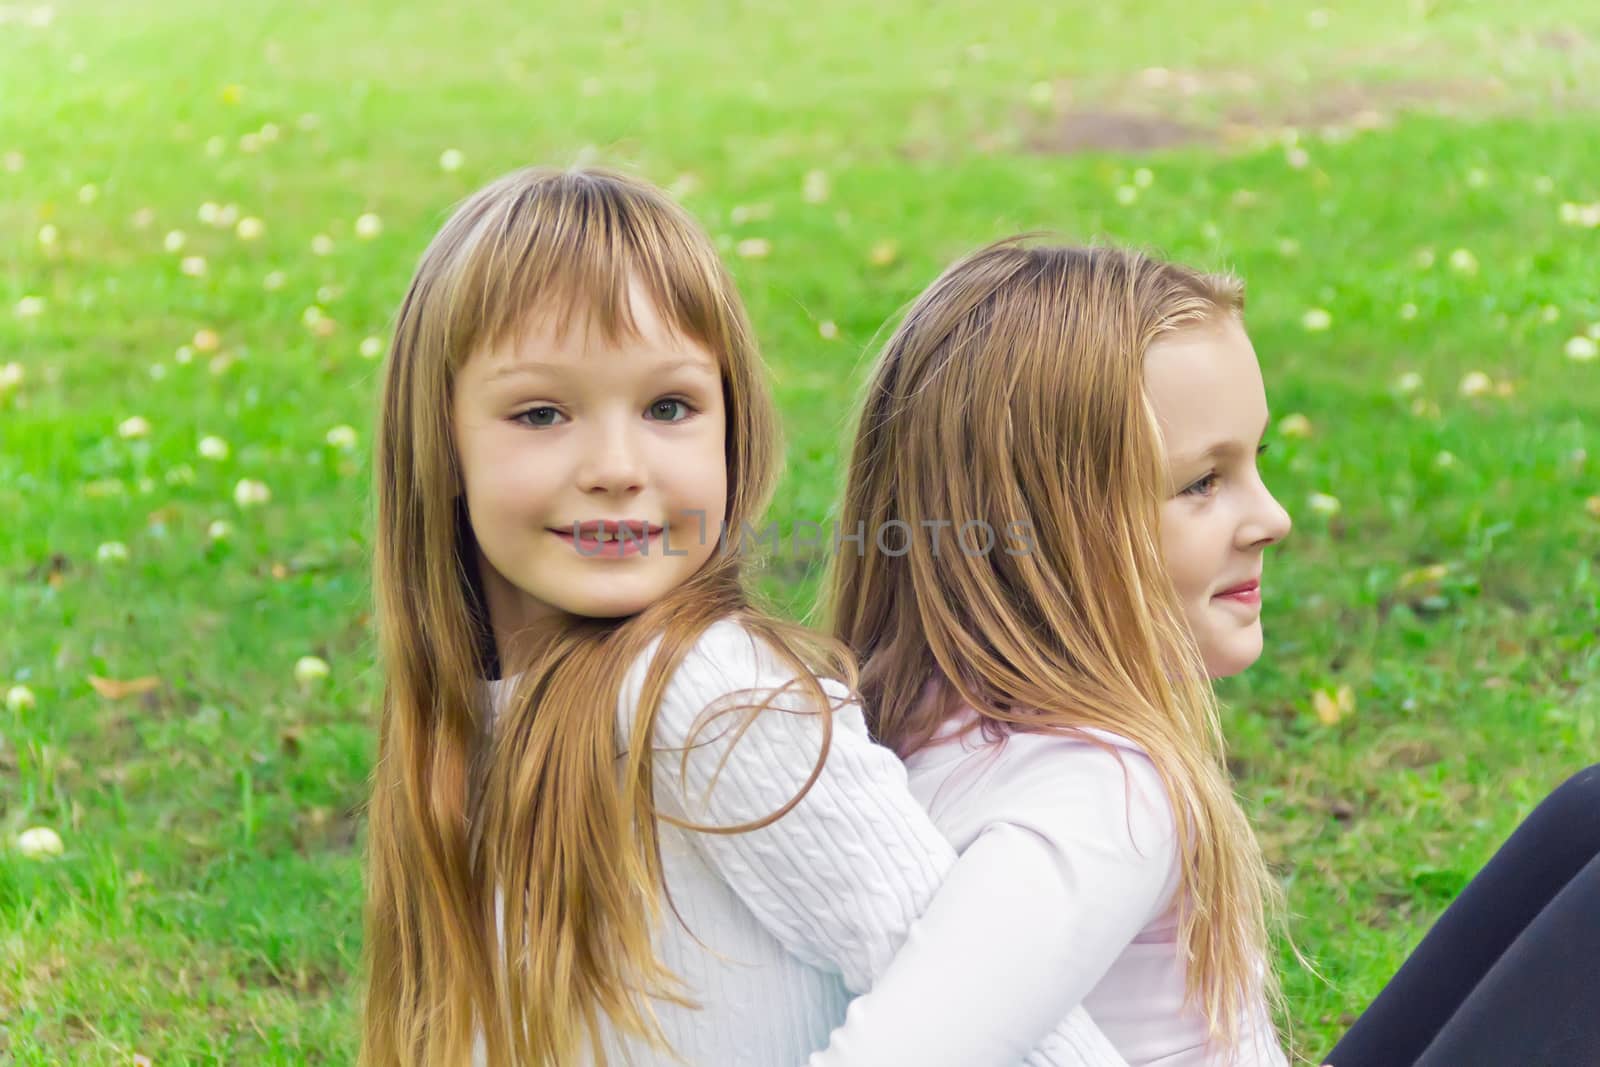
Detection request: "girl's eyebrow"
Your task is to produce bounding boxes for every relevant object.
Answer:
[1176,415,1272,465]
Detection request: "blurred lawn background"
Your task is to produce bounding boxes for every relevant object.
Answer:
[3,0,1599,1062]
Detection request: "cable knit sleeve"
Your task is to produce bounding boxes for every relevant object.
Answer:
[625,620,1128,1067]
[629,619,955,990]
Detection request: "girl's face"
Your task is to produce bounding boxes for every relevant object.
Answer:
[1145,315,1292,678]
[451,281,728,651]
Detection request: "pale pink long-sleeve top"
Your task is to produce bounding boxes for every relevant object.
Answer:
[882,706,1289,1066]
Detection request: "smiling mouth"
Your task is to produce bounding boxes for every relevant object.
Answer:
[550,520,664,543]
[548,520,666,558]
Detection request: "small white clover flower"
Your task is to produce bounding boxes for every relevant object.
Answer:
[735,238,770,259]
[354,213,382,239]
[1399,302,1418,320]
[234,478,271,508]
[1458,371,1493,397]
[180,255,207,277]
[239,132,262,153]
[310,234,334,256]
[294,655,331,686]
[164,230,186,252]
[1447,248,1479,275]
[1307,492,1342,517]
[1434,451,1457,469]
[1285,147,1310,169]
[207,519,232,541]
[15,296,44,318]
[205,135,226,157]
[729,203,772,224]
[439,148,464,172]
[802,169,830,204]
[818,320,839,340]
[1132,167,1155,188]
[1114,185,1138,205]
[0,362,23,393]
[1564,336,1598,362]
[193,329,220,352]
[38,224,58,248]
[359,336,383,359]
[301,305,325,328]
[97,541,129,564]
[1300,308,1332,332]
[117,416,150,439]
[324,424,358,450]
[1395,371,1423,393]
[198,202,221,225]
[5,684,36,713]
[16,827,64,859]
[236,217,264,240]
[1560,202,1600,228]
[263,270,286,291]
[197,435,230,461]
[78,183,99,204]
[259,122,280,142]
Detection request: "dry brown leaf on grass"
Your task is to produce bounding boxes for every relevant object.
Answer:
[87,675,161,699]
[1312,685,1356,726]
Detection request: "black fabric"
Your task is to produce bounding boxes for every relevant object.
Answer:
[1326,764,1600,1066]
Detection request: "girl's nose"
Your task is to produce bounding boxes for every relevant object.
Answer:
[576,421,646,496]
[1241,477,1292,549]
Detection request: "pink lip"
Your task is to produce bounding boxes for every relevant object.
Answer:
[1213,579,1260,605]
[548,521,664,560]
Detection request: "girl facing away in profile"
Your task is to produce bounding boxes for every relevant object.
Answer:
[825,238,1600,1066]
[357,169,1127,1066]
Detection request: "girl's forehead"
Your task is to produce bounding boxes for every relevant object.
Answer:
[468,308,722,382]
[1143,319,1266,447]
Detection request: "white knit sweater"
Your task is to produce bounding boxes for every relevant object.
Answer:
[475,619,1126,1066]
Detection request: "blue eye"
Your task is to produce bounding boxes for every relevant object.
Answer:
[648,398,694,422]
[1182,472,1220,497]
[514,406,563,428]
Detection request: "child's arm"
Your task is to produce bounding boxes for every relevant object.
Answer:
[808,738,1182,1067]
[641,621,1128,1066]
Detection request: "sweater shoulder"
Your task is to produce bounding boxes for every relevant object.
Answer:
[620,617,855,743]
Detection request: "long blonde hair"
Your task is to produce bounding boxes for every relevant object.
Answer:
[825,238,1283,1049]
[362,166,850,1066]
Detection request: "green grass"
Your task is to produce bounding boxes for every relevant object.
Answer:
[3,0,1599,1061]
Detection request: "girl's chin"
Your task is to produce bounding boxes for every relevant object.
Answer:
[1202,630,1264,679]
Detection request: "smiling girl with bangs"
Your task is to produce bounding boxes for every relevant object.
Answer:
[358,170,1129,1067]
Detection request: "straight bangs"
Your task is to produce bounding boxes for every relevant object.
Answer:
[432,168,738,375]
